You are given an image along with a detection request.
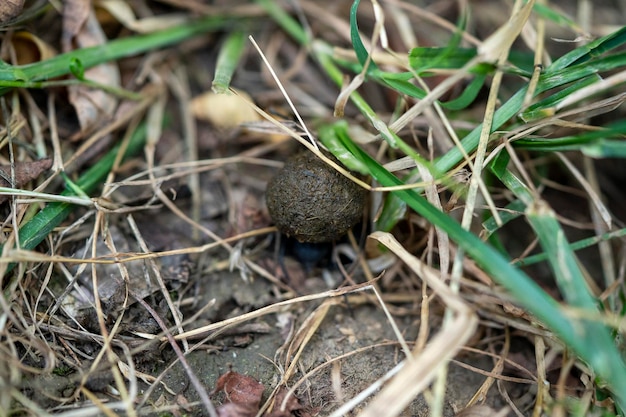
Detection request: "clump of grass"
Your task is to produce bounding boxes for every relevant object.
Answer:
[262,0,626,414]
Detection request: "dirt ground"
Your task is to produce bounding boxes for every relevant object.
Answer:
[21,266,514,416]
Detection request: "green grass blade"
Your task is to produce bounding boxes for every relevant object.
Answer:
[318,123,370,174]
[379,76,427,100]
[349,0,378,71]
[437,36,626,176]
[482,199,525,238]
[540,51,626,90]
[582,139,626,158]
[441,73,487,110]
[409,47,478,70]
[255,0,309,46]
[212,30,247,93]
[339,134,626,408]
[515,228,626,267]
[525,203,626,398]
[408,9,469,74]
[376,191,408,233]
[435,86,527,177]
[531,3,580,31]
[490,152,626,405]
[514,121,626,152]
[0,15,235,87]
[549,25,626,72]
[519,75,599,121]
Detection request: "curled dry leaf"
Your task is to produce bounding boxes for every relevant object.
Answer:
[190,90,260,130]
[0,0,25,24]
[216,402,258,417]
[212,372,313,417]
[213,371,264,413]
[98,0,188,33]
[63,1,120,133]
[0,158,52,204]
[7,32,56,65]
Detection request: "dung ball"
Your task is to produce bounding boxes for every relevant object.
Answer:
[266,151,366,243]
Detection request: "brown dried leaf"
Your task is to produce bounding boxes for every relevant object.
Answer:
[217,402,258,417]
[0,0,25,24]
[61,0,90,42]
[62,1,120,133]
[266,387,313,417]
[213,371,264,408]
[190,90,260,130]
[97,0,187,33]
[9,31,56,65]
[0,158,52,203]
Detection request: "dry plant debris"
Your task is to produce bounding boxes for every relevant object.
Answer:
[212,370,312,417]
[0,1,625,417]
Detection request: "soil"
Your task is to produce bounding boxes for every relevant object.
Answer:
[22,268,509,416]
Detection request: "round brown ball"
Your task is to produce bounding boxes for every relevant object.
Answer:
[266,151,366,243]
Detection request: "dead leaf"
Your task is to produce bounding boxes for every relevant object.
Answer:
[62,0,90,42]
[212,371,266,417]
[216,402,258,417]
[190,90,260,130]
[97,0,187,33]
[0,0,24,24]
[230,189,269,235]
[0,158,52,203]
[7,31,56,65]
[213,371,264,408]
[62,1,120,134]
[212,377,312,417]
[265,387,312,417]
